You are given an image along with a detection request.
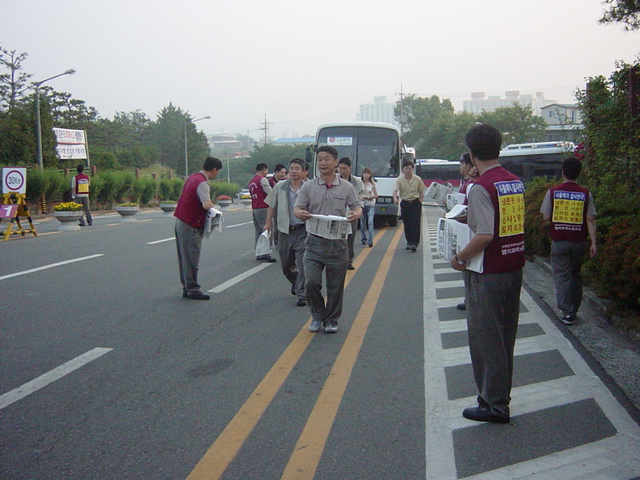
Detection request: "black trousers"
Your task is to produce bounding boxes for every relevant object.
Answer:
[401,199,422,246]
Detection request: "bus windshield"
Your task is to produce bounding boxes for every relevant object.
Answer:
[317,125,400,177]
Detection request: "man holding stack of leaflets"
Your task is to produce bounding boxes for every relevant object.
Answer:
[294,146,362,334]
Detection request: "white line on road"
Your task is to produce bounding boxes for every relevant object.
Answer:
[0,347,113,410]
[208,263,273,293]
[0,254,104,281]
[224,221,252,228]
[147,237,175,245]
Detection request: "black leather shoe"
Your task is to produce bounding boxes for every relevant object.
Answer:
[462,404,509,424]
[186,292,210,300]
[296,298,307,307]
[456,303,466,310]
[347,264,355,270]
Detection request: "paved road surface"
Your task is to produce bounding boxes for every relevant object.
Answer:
[0,205,638,479]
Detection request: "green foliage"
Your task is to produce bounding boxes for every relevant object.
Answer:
[523,177,557,257]
[600,0,640,30]
[210,181,240,199]
[158,178,184,201]
[478,104,548,146]
[594,217,640,308]
[91,171,125,208]
[133,177,157,205]
[396,96,547,159]
[25,168,45,201]
[575,57,640,312]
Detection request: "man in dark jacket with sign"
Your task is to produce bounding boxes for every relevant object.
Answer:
[174,157,222,300]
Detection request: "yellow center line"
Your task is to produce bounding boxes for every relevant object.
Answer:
[280,226,403,479]
[186,228,389,480]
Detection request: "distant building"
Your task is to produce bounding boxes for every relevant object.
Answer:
[272,136,315,146]
[540,104,584,143]
[208,134,245,157]
[356,96,399,127]
[463,91,555,116]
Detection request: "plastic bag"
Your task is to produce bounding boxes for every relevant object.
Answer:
[255,230,272,256]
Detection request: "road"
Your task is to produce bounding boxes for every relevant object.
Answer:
[1,204,639,480]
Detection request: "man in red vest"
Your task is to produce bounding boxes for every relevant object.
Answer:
[174,157,222,300]
[540,156,597,325]
[71,164,92,226]
[450,124,525,424]
[249,163,276,262]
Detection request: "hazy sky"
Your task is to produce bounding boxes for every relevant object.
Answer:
[3,0,638,139]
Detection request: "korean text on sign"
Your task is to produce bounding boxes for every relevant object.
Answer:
[552,191,586,225]
[496,180,525,237]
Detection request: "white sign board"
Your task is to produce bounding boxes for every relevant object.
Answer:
[53,128,86,145]
[56,144,88,160]
[326,136,353,146]
[2,167,27,194]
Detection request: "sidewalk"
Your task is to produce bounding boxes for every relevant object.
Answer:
[524,258,640,416]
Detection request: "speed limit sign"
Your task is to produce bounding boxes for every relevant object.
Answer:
[2,167,27,194]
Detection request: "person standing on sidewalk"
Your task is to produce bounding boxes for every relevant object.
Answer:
[392,159,425,252]
[174,157,222,300]
[294,146,362,334]
[540,156,597,326]
[450,124,525,424]
[264,158,308,306]
[71,164,92,226]
[249,163,276,262]
[337,156,364,270]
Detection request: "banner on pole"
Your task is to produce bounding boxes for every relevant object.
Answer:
[53,127,87,160]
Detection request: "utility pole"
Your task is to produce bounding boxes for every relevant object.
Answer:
[259,114,272,145]
[395,84,407,138]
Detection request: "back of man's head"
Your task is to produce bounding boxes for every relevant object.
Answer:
[203,157,223,171]
[256,163,268,172]
[465,124,502,161]
[562,156,582,181]
[77,164,84,174]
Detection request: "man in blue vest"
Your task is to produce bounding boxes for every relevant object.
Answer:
[174,157,222,300]
[540,156,597,325]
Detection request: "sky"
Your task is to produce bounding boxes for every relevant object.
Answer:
[2,0,638,140]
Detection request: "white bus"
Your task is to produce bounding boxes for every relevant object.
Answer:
[307,122,406,226]
[499,141,575,182]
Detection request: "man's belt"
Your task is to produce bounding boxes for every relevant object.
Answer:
[289,224,305,232]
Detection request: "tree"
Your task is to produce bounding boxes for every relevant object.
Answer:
[149,103,210,175]
[0,46,31,114]
[395,95,455,157]
[477,104,547,146]
[600,0,640,30]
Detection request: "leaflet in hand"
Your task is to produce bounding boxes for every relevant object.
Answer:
[306,214,352,240]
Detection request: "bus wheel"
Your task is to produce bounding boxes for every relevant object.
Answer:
[388,216,398,227]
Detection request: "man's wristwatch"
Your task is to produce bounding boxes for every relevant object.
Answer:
[454,254,466,265]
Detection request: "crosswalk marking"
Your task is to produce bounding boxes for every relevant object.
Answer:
[423,208,640,479]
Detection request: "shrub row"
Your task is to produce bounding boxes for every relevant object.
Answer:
[24,169,239,211]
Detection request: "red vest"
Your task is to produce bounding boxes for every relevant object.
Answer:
[174,172,208,229]
[249,174,269,209]
[474,166,525,274]
[74,173,90,196]
[548,182,590,242]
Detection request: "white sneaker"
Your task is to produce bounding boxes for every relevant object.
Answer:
[324,323,338,334]
[309,320,322,332]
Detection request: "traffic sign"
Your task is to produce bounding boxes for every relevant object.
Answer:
[2,167,27,194]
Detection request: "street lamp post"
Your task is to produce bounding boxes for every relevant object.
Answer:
[34,69,76,171]
[184,115,211,178]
